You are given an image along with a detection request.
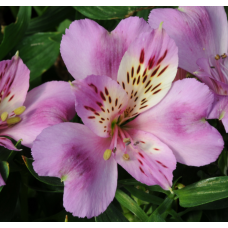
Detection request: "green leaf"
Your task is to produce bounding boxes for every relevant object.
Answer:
[0,172,20,221]
[105,203,128,222]
[185,210,202,222]
[174,176,228,207]
[57,19,72,33]
[0,161,9,192]
[148,211,166,222]
[218,148,228,175]
[95,203,128,222]
[14,32,60,83]
[192,197,228,210]
[148,196,174,222]
[124,186,163,205]
[0,6,31,60]
[33,6,48,16]
[26,6,75,35]
[115,189,148,221]
[118,179,169,195]
[22,156,63,187]
[74,6,154,20]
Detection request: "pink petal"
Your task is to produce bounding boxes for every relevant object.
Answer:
[148,6,228,73]
[115,129,176,190]
[1,81,76,148]
[208,94,228,132]
[117,27,178,118]
[0,173,5,187]
[0,136,20,151]
[32,122,117,218]
[72,75,129,138]
[60,17,151,81]
[127,78,224,166]
[0,54,29,114]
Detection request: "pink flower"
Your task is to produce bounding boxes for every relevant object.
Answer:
[149,6,228,131]
[32,18,223,218]
[0,53,76,187]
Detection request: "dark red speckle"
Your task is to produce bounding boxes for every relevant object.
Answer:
[139,167,145,174]
[96,101,103,107]
[9,95,14,101]
[148,56,155,70]
[151,65,160,77]
[138,152,144,158]
[156,160,168,168]
[138,159,143,165]
[157,50,168,65]
[88,83,98,93]
[105,87,109,96]
[157,65,169,77]
[100,91,106,101]
[139,49,145,64]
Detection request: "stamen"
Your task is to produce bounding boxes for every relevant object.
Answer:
[7,117,21,125]
[123,154,130,161]
[133,141,140,146]
[123,138,131,146]
[1,112,8,122]
[14,106,26,115]
[221,53,227,59]
[215,54,220,60]
[103,149,112,160]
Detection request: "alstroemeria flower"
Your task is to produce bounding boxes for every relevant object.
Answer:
[148,6,228,131]
[0,54,75,187]
[32,18,223,218]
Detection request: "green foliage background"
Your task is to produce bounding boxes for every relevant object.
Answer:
[0,6,228,222]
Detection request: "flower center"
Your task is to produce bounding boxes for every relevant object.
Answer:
[209,53,228,85]
[0,106,26,129]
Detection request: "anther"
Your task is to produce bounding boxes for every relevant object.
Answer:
[134,141,140,146]
[215,54,220,60]
[221,53,227,59]
[1,112,8,122]
[123,138,131,146]
[14,106,26,115]
[123,154,130,161]
[6,117,21,125]
[103,149,112,160]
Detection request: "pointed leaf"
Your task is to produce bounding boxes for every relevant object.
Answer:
[22,156,63,187]
[174,177,228,207]
[74,6,154,20]
[26,7,74,35]
[115,189,148,221]
[0,6,31,60]
[13,32,60,83]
